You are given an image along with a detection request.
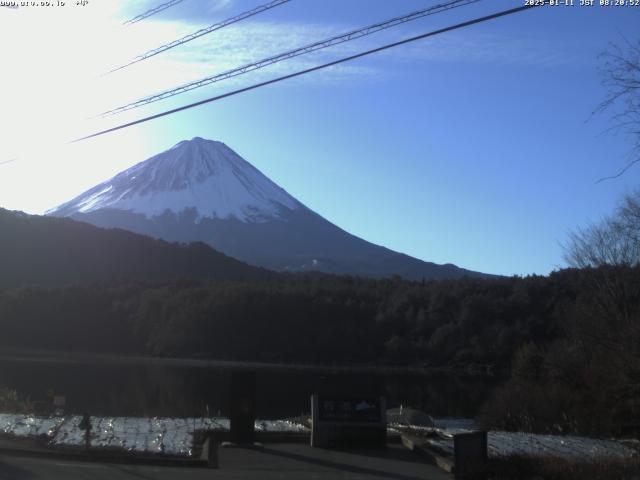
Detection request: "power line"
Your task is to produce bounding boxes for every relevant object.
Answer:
[109,0,291,75]
[123,0,185,25]
[100,0,481,117]
[123,0,186,26]
[75,3,543,144]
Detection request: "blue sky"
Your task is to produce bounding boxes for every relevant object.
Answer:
[1,0,639,276]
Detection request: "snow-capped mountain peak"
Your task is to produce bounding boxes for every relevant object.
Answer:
[48,138,301,222]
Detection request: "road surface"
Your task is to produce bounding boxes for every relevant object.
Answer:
[0,444,451,479]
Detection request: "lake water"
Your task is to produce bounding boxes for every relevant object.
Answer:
[0,352,498,419]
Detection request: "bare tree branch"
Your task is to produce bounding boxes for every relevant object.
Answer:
[563,190,640,267]
[596,158,640,183]
[594,36,640,181]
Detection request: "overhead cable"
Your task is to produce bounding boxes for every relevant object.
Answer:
[75,3,543,143]
[110,0,291,74]
[123,0,186,26]
[100,0,481,116]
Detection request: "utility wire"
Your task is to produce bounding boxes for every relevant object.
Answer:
[123,0,186,26]
[109,0,291,75]
[100,0,481,116]
[74,3,543,144]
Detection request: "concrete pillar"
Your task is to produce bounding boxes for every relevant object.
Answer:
[454,431,488,480]
[229,371,256,444]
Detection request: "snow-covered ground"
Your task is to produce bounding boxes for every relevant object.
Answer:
[421,430,636,459]
[433,417,476,434]
[486,431,635,459]
[0,413,309,457]
[420,418,637,459]
[0,413,636,459]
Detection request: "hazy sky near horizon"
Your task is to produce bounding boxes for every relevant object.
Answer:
[0,0,639,276]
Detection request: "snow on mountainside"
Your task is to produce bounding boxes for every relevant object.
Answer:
[48,138,301,222]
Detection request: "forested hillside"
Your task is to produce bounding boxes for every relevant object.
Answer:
[0,269,596,366]
[0,209,271,288]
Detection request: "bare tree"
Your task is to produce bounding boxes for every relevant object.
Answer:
[562,191,640,434]
[564,190,640,268]
[595,37,640,181]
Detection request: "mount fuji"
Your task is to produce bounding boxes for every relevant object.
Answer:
[48,137,483,280]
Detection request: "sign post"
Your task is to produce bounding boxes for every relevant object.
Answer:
[311,394,387,448]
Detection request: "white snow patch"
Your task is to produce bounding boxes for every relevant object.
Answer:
[0,414,308,457]
[0,413,63,438]
[77,185,113,213]
[486,431,635,459]
[425,418,636,459]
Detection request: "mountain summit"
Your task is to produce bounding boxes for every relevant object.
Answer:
[49,138,485,280]
[51,137,301,222]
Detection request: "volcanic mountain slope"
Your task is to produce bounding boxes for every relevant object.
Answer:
[0,208,270,288]
[48,137,484,280]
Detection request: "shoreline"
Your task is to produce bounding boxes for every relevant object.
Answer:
[0,347,501,377]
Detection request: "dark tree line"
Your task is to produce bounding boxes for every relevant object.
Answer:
[0,269,597,368]
[478,265,640,437]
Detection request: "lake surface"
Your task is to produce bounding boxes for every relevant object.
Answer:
[0,351,498,419]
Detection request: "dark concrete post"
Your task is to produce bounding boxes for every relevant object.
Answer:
[454,431,488,480]
[200,435,219,468]
[79,413,92,452]
[229,371,256,445]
